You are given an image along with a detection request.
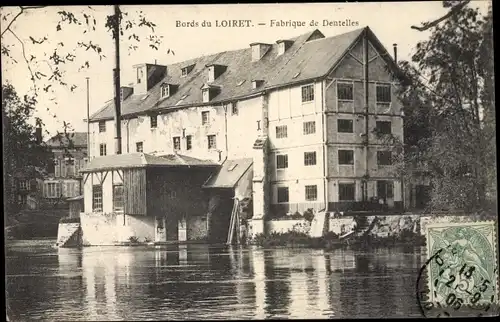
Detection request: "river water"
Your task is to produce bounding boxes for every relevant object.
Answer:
[6,240,428,320]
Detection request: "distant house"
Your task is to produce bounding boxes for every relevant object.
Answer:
[12,166,46,211]
[43,132,88,206]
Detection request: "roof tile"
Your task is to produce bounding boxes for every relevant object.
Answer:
[90,27,367,121]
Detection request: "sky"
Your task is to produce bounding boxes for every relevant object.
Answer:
[1,1,491,139]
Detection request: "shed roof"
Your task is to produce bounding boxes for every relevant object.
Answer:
[80,153,218,172]
[202,158,253,189]
[89,27,400,122]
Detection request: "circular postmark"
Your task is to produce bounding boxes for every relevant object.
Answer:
[416,225,499,318]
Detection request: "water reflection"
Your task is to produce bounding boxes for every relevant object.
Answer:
[6,242,427,320]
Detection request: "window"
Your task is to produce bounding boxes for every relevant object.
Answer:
[202,111,210,125]
[45,182,61,198]
[98,121,106,133]
[377,151,392,165]
[19,180,28,190]
[337,119,354,133]
[202,89,210,103]
[337,83,353,100]
[257,120,261,131]
[276,125,288,139]
[232,102,238,115]
[277,187,289,203]
[173,136,181,151]
[113,184,124,212]
[150,115,158,128]
[305,185,318,201]
[99,143,107,156]
[161,85,169,98]
[376,121,392,135]
[301,84,314,103]
[120,88,124,102]
[303,121,316,135]
[304,152,317,166]
[65,157,75,165]
[136,142,143,152]
[137,67,143,84]
[92,184,103,212]
[207,135,217,149]
[338,150,354,165]
[186,135,192,150]
[276,154,288,169]
[181,67,188,77]
[376,84,391,103]
[339,183,355,201]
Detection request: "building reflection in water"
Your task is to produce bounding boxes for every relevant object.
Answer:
[263,249,292,318]
[250,248,267,320]
[23,243,425,320]
[80,247,128,320]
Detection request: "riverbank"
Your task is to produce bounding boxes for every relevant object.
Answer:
[250,230,425,249]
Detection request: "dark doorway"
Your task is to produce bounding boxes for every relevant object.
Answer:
[376,180,394,202]
[209,189,234,244]
[415,185,431,210]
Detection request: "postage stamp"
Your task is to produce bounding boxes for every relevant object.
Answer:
[416,221,499,318]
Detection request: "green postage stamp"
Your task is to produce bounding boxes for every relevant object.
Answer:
[422,221,499,316]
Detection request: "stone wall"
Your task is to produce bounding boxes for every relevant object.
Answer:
[264,213,485,239]
[266,219,311,235]
[364,215,420,238]
[56,223,81,247]
[80,213,155,245]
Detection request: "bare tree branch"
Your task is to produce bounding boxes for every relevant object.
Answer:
[7,28,37,93]
[1,6,47,37]
[411,1,470,31]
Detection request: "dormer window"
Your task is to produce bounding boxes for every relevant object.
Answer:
[206,64,227,82]
[250,43,272,62]
[252,80,264,89]
[160,83,178,99]
[201,83,221,103]
[161,84,170,98]
[276,39,294,56]
[120,86,133,102]
[181,64,195,77]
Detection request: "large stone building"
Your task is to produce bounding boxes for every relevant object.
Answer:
[82,26,405,245]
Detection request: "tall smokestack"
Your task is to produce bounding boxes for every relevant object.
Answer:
[393,43,398,62]
[113,5,122,155]
[35,125,42,144]
[86,77,90,159]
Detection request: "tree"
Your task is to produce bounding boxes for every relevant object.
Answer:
[3,83,53,217]
[1,5,171,136]
[387,1,495,213]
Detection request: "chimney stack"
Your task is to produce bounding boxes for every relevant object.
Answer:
[393,43,398,62]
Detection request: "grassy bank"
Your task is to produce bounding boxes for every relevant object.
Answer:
[251,230,425,249]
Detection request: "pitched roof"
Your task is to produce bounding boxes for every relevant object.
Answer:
[46,132,87,148]
[90,26,398,122]
[80,152,218,172]
[202,158,253,189]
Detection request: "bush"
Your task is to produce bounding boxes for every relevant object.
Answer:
[128,236,140,243]
[303,208,314,222]
[291,211,303,220]
[59,216,80,224]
